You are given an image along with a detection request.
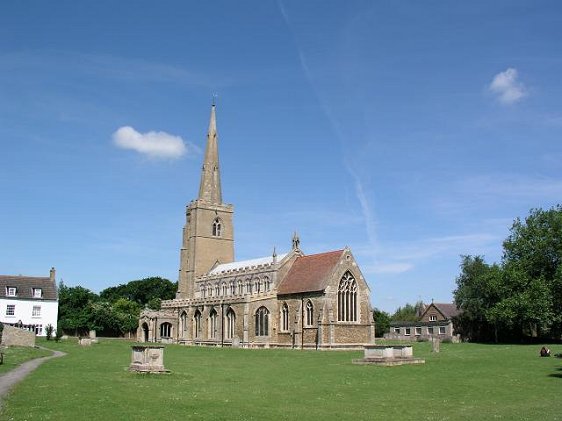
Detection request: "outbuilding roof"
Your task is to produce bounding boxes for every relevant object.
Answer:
[277,250,344,295]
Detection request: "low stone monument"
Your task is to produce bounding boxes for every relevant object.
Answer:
[432,337,440,353]
[78,337,92,346]
[129,345,169,373]
[353,344,425,366]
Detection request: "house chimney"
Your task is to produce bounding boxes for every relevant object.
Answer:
[50,267,56,282]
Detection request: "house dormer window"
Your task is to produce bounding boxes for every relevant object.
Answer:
[429,315,437,322]
[33,288,42,298]
[212,218,222,237]
[6,287,16,297]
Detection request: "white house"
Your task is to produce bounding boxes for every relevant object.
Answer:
[0,268,59,336]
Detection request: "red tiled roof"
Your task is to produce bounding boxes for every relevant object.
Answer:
[0,275,58,300]
[277,250,344,295]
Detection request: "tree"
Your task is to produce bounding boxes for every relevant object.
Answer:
[99,277,176,306]
[373,308,390,337]
[391,301,425,322]
[57,282,99,336]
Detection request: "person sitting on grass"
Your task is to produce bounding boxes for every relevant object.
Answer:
[540,346,551,357]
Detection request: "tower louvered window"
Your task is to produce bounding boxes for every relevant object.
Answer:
[337,272,358,322]
[212,218,222,237]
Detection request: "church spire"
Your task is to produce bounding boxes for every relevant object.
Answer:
[198,103,222,204]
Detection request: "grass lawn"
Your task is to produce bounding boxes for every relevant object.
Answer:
[0,346,51,375]
[1,339,561,420]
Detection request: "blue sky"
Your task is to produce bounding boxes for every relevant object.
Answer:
[1,1,561,312]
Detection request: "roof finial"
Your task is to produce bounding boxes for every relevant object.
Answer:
[212,93,218,107]
[272,246,277,264]
[292,232,300,250]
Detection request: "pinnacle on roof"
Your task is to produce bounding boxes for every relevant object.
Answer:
[198,103,222,204]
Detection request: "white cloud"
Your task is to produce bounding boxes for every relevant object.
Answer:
[112,126,187,159]
[489,68,526,105]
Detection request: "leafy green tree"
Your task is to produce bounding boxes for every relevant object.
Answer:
[373,308,391,337]
[99,277,176,306]
[391,301,425,322]
[57,282,99,336]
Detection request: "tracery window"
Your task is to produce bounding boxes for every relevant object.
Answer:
[281,303,289,332]
[305,300,314,327]
[160,322,172,338]
[255,306,269,336]
[209,308,218,339]
[254,278,261,294]
[212,218,222,237]
[337,271,358,322]
[194,310,202,338]
[226,308,236,340]
[246,281,252,294]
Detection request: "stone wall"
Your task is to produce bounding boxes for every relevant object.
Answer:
[1,324,36,347]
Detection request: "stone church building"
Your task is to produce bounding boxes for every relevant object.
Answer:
[138,105,374,348]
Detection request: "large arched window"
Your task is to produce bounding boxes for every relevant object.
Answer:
[281,303,289,332]
[212,218,222,237]
[160,322,172,338]
[209,308,218,339]
[305,300,314,327]
[338,271,358,322]
[194,310,202,338]
[226,308,236,340]
[255,306,269,336]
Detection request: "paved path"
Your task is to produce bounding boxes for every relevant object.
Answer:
[0,348,66,409]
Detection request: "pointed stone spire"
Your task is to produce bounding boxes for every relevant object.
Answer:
[292,232,300,250]
[198,103,222,204]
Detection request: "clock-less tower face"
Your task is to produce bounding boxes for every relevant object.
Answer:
[176,104,234,299]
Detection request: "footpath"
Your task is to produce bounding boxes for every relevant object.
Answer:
[0,348,66,410]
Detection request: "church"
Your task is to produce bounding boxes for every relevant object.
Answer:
[137,104,374,348]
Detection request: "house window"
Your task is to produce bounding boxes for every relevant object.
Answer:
[427,326,434,335]
[32,306,41,317]
[160,322,172,338]
[6,304,15,316]
[281,303,289,332]
[6,287,16,297]
[35,325,43,335]
[305,300,314,327]
[337,271,358,322]
[429,315,437,322]
[255,306,269,336]
[209,309,218,339]
[194,310,202,338]
[405,327,411,336]
[226,308,236,340]
[393,327,400,334]
[415,327,422,336]
[439,326,446,335]
[33,288,42,298]
[212,218,222,237]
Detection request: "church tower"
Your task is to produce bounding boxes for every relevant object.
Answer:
[177,104,234,299]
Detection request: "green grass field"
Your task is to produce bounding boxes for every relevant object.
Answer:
[1,339,561,420]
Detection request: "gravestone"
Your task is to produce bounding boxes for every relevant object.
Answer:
[432,337,440,353]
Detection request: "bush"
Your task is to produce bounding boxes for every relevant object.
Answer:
[45,324,54,341]
[54,328,63,342]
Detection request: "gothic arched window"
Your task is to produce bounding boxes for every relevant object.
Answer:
[209,308,218,339]
[255,306,269,336]
[226,308,236,340]
[180,311,188,338]
[194,310,202,338]
[281,303,289,332]
[305,300,314,326]
[338,271,358,322]
[212,218,222,237]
